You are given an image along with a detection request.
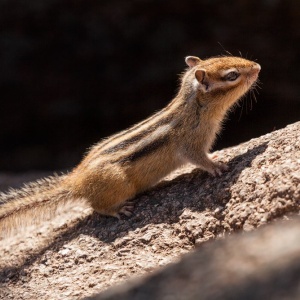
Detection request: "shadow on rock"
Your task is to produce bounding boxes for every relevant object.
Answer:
[0,143,268,283]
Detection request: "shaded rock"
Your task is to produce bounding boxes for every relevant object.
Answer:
[91,219,300,300]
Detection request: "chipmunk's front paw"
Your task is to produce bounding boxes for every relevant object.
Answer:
[114,201,135,220]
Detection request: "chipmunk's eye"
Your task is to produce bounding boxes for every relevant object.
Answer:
[224,71,240,81]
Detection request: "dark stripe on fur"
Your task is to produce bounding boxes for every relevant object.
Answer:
[102,128,153,154]
[191,100,202,129]
[101,114,175,155]
[99,108,168,150]
[115,135,169,164]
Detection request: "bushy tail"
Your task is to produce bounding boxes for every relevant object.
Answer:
[0,174,72,235]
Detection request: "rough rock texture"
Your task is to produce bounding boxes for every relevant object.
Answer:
[90,219,300,300]
[0,122,299,300]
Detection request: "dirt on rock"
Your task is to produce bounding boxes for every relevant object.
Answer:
[0,122,299,300]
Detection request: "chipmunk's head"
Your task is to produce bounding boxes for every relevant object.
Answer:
[184,55,261,109]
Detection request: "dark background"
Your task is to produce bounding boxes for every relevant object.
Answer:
[0,0,299,172]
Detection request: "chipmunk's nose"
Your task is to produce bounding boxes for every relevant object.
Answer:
[253,63,261,72]
[248,63,261,82]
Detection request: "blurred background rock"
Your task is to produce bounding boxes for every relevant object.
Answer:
[0,0,299,172]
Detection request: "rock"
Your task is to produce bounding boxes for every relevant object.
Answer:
[0,122,300,299]
[90,219,300,300]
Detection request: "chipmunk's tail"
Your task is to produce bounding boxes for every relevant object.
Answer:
[0,174,73,235]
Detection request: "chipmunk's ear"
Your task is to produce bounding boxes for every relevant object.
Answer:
[194,69,209,92]
[185,56,201,68]
[195,69,206,83]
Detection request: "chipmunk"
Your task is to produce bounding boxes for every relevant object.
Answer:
[0,55,261,232]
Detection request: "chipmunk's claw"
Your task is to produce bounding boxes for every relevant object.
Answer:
[119,205,134,217]
[210,163,229,177]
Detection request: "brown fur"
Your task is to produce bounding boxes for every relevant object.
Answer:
[0,55,261,232]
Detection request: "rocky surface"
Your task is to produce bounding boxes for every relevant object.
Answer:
[91,219,300,300]
[0,121,299,299]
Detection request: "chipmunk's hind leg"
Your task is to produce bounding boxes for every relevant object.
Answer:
[88,176,136,219]
[75,164,137,219]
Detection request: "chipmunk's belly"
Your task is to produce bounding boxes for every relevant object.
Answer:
[124,149,181,192]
